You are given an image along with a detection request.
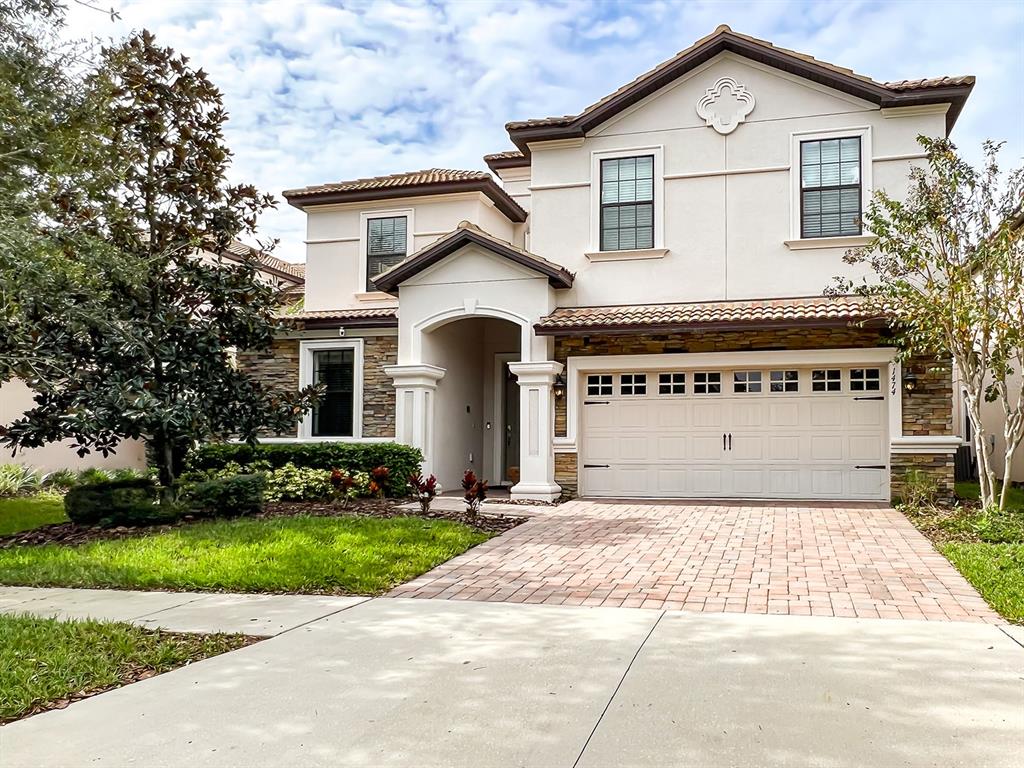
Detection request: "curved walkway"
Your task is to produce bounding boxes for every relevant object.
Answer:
[389,500,997,622]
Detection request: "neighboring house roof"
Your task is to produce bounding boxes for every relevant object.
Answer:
[372,221,574,294]
[221,240,306,284]
[506,25,974,153]
[533,295,885,335]
[282,168,528,223]
[281,307,398,329]
[483,150,529,172]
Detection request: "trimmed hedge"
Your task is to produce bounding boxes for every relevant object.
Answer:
[184,474,265,518]
[186,442,422,498]
[64,478,175,527]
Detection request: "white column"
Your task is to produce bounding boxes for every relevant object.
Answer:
[384,364,445,479]
[508,361,563,502]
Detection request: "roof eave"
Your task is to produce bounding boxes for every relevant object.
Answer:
[533,316,889,337]
[283,179,528,223]
[484,154,531,172]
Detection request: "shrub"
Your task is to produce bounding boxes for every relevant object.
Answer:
[183,474,265,518]
[462,470,487,517]
[75,467,113,485]
[0,465,42,498]
[409,473,438,514]
[186,443,422,497]
[900,469,939,510]
[41,469,78,492]
[263,463,333,503]
[64,478,175,527]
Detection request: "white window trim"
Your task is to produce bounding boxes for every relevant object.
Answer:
[589,145,665,255]
[358,208,415,296]
[788,126,872,244]
[298,338,364,440]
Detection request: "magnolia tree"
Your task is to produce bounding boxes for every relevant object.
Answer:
[832,137,1024,511]
[1,27,318,489]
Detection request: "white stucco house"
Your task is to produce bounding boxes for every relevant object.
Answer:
[248,25,977,502]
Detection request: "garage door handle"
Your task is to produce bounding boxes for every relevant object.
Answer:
[584,400,610,405]
[854,465,886,470]
[728,433,732,450]
[583,464,609,469]
[723,433,727,450]
[853,396,885,401]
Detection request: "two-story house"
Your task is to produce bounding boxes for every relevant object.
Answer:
[251,25,974,502]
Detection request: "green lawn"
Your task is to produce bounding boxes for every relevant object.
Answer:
[0,613,247,723]
[0,515,489,594]
[955,481,1024,510]
[0,495,68,536]
[940,543,1024,623]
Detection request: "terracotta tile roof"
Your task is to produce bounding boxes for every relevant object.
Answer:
[374,221,573,293]
[280,307,398,327]
[483,150,526,162]
[506,25,973,135]
[283,168,491,198]
[483,149,530,172]
[534,296,885,334]
[223,240,305,282]
[282,168,527,223]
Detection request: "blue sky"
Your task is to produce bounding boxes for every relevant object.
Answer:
[67,0,1024,262]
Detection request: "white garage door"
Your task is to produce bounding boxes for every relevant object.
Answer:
[580,365,889,500]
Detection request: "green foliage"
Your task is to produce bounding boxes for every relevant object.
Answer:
[261,463,330,503]
[186,442,422,498]
[832,137,1024,511]
[0,613,248,723]
[1,27,318,487]
[40,469,77,492]
[182,474,265,518]
[0,515,491,595]
[0,465,41,498]
[0,494,67,535]
[63,477,172,527]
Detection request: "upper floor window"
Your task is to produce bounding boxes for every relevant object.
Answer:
[366,216,407,291]
[800,137,861,238]
[600,155,654,251]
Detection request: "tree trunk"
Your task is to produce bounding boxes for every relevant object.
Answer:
[964,392,996,508]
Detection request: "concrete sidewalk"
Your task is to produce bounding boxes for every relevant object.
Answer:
[1,595,1021,767]
[0,586,367,635]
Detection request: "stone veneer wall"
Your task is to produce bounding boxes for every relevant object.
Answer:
[549,327,954,501]
[237,333,397,439]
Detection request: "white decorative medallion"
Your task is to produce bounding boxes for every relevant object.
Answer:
[696,77,755,135]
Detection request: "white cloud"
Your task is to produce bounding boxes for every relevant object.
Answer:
[63,0,1024,264]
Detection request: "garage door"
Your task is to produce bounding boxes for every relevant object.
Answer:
[580,365,889,500]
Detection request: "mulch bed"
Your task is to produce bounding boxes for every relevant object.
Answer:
[0,498,525,549]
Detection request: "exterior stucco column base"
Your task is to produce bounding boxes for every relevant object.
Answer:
[384,364,446,480]
[508,361,563,502]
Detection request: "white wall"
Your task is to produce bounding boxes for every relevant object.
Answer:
[527,52,947,307]
[0,379,147,473]
[303,193,519,312]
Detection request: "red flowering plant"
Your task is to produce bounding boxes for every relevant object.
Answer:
[461,470,488,518]
[369,466,390,499]
[329,469,356,508]
[408,473,438,514]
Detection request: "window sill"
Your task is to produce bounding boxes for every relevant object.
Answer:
[585,247,668,262]
[784,235,875,251]
[354,291,397,302]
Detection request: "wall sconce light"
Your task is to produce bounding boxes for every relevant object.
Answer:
[553,373,567,399]
[903,370,919,396]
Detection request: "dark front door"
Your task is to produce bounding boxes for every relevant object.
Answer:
[503,363,520,484]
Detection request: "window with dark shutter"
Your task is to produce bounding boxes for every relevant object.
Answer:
[600,156,654,251]
[312,349,355,436]
[366,216,407,291]
[800,137,861,238]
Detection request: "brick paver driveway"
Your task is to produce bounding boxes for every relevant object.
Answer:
[390,500,997,622]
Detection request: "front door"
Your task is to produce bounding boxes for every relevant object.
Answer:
[503,363,520,485]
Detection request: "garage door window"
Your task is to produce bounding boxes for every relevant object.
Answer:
[587,375,613,396]
[812,369,842,392]
[770,370,799,392]
[733,371,762,393]
[620,373,647,395]
[693,372,721,394]
[658,372,686,394]
[850,368,881,391]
